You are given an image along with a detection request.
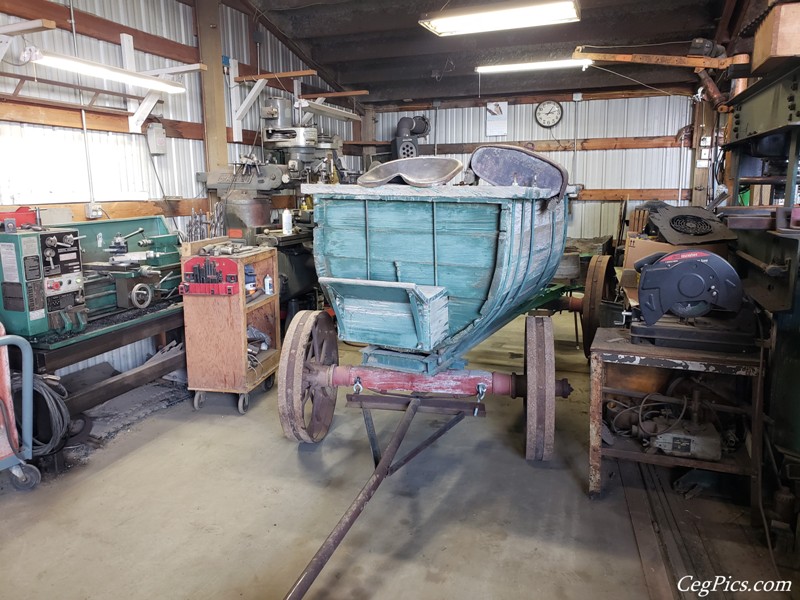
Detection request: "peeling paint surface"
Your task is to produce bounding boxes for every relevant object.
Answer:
[308,183,567,374]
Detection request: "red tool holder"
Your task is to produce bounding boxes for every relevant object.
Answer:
[180,256,240,296]
[0,207,37,227]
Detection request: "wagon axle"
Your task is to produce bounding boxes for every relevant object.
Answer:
[279,311,569,461]
[306,363,573,401]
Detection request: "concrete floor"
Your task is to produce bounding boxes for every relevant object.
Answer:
[0,314,648,599]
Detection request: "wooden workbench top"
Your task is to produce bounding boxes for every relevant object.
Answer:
[590,327,761,375]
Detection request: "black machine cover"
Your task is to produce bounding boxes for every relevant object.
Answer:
[636,249,743,325]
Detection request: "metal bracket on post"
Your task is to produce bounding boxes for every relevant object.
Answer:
[126,65,205,133]
[298,98,362,124]
[0,19,56,63]
[0,36,12,64]
[229,59,269,143]
[229,59,242,142]
[128,91,161,133]
[121,33,205,134]
[120,33,139,115]
[299,97,325,127]
[475,382,486,416]
[293,78,303,127]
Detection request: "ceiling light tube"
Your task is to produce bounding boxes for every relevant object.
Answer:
[476,58,593,74]
[420,0,580,36]
[21,46,185,94]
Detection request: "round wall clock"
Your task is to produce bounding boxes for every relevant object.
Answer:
[535,100,563,128]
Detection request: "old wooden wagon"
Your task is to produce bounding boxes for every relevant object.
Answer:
[276,147,573,598]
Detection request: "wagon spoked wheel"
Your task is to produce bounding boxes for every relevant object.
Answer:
[525,315,556,461]
[582,255,617,358]
[278,310,339,443]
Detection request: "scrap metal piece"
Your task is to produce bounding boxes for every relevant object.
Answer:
[525,315,556,461]
[356,156,462,187]
[277,310,339,443]
[648,205,737,245]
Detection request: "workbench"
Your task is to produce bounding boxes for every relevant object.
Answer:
[589,327,764,513]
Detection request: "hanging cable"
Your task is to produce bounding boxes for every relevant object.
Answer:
[589,64,676,97]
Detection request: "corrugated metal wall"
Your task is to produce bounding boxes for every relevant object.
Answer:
[0,1,357,376]
[376,96,693,238]
[50,0,197,46]
[54,338,157,378]
[0,122,206,203]
[220,6,357,167]
[0,3,360,204]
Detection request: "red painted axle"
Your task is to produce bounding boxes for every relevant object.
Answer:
[307,364,572,399]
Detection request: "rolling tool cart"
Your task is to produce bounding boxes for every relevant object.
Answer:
[181,246,281,414]
[0,324,40,490]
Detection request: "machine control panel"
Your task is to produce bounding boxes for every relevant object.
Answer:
[37,229,86,311]
[44,274,84,298]
[40,230,82,277]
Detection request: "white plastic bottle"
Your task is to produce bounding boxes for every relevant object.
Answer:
[264,274,273,296]
[282,208,293,234]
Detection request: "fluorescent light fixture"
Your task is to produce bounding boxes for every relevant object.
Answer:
[419,0,580,36]
[476,58,593,73]
[20,46,185,94]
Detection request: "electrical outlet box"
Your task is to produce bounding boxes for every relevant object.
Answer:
[146,123,167,155]
[84,204,104,220]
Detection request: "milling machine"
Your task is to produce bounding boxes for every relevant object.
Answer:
[199,96,353,326]
[199,96,350,245]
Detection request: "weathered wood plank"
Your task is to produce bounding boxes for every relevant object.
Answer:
[578,189,691,202]
[234,69,317,83]
[0,199,209,220]
[0,93,260,143]
[197,0,228,172]
[66,348,186,415]
[372,87,694,112]
[343,136,688,156]
[0,0,199,64]
[0,97,132,132]
[299,90,370,99]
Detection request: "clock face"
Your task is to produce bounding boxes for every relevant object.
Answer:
[535,100,563,128]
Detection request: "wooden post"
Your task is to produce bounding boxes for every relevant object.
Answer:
[691,100,716,206]
[362,106,377,169]
[196,0,228,180]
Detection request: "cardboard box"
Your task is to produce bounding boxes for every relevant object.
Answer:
[621,234,729,306]
[752,3,800,76]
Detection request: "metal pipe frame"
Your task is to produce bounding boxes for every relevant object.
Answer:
[284,398,422,600]
[0,335,34,470]
[307,363,571,400]
[284,394,482,599]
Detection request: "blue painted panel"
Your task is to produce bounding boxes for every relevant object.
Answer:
[308,183,568,374]
[322,277,449,351]
[315,196,501,337]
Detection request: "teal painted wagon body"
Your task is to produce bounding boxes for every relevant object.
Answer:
[303,183,568,375]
